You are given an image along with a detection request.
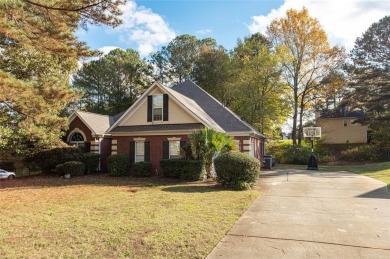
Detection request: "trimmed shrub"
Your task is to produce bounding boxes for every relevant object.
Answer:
[56,161,85,177]
[131,162,153,177]
[107,154,130,176]
[82,153,100,174]
[25,147,83,173]
[215,152,260,190]
[160,159,204,181]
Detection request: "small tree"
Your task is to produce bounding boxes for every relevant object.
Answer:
[189,128,236,178]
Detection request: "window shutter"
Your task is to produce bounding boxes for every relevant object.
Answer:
[129,141,135,163]
[163,141,169,159]
[144,141,150,162]
[163,94,169,121]
[147,95,153,122]
[180,141,186,149]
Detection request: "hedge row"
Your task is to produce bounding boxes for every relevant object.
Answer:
[56,161,85,176]
[267,141,389,164]
[83,153,100,174]
[25,147,83,172]
[131,162,153,177]
[107,154,130,176]
[24,147,100,175]
[160,159,204,181]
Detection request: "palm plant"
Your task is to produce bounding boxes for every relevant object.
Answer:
[189,128,236,178]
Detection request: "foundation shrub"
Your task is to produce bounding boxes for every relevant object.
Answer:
[130,162,153,177]
[214,152,260,190]
[160,159,204,181]
[82,153,100,174]
[107,154,130,176]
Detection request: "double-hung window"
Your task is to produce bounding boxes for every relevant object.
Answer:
[135,141,145,162]
[169,141,181,159]
[153,95,163,121]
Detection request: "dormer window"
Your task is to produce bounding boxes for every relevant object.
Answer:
[147,94,169,122]
[153,95,163,121]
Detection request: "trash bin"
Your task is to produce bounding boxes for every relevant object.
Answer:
[263,155,273,169]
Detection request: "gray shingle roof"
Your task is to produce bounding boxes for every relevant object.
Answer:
[163,86,223,131]
[111,123,204,133]
[171,80,266,138]
[75,111,124,135]
[320,109,365,119]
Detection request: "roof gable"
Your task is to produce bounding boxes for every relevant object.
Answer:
[69,110,124,136]
[107,82,223,133]
[171,80,265,137]
[69,111,110,136]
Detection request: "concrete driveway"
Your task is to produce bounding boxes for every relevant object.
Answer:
[207,170,390,258]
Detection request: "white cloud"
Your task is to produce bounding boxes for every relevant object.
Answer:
[248,0,390,50]
[114,1,176,56]
[196,29,212,35]
[98,46,122,55]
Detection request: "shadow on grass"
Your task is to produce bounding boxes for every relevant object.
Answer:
[0,173,207,191]
[161,184,227,193]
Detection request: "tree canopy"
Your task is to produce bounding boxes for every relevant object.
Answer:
[346,15,390,147]
[0,0,124,156]
[267,7,345,145]
[72,48,153,115]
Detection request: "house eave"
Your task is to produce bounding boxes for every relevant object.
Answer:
[227,131,267,139]
[110,129,197,136]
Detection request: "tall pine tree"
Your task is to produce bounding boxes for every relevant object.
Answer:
[347,16,390,147]
[0,0,125,155]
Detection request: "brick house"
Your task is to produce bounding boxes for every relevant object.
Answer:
[65,80,266,173]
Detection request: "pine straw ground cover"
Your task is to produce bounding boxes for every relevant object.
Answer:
[0,174,258,258]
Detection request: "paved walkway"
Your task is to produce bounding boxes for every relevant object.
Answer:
[207,170,390,258]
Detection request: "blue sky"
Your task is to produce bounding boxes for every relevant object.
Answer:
[76,0,390,57]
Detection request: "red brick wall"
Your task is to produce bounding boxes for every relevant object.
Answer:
[233,136,265,161]
[114,135,190,175]
[66,117,93,143]
[112,134,265,175]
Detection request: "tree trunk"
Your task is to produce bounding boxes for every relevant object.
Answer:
[298,95,306,146]
[206,162,213,178]
[292,88,298,145]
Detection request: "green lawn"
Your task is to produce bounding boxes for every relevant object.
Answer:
[275,161,390,191]
[0,175,258,258]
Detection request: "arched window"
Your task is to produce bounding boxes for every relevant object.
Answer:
[70,132,84,143]
[68,131,86,149]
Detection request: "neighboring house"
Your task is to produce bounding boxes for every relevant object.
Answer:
[66,80,266,173]
[316,109,368,144]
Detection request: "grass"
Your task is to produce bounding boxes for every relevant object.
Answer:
[0,174,258,258]
[275,161,390,191]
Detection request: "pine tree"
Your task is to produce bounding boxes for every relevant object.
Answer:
[72,49,153,115]
[0,0,125,155]
[346,16,390,146]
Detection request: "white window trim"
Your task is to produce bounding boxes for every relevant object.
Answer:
[135,141,145,163]
[167,137,181,141]
[67,128,87,143]
[169,140,181,159]
[250,143,255,157]
[152,94,163,121]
